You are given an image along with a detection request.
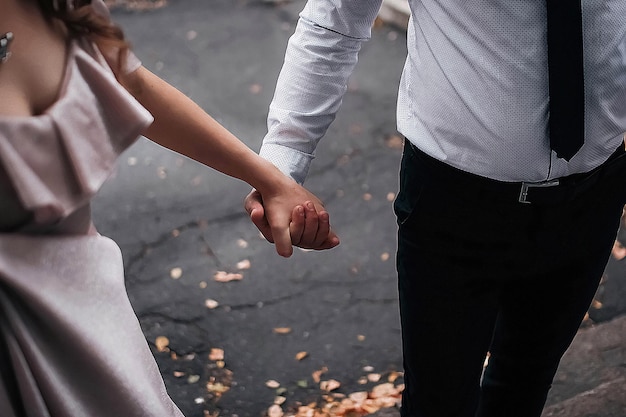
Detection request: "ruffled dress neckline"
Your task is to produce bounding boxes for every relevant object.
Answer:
[0,39,153,226]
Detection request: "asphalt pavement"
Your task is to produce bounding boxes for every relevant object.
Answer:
[93,1,626,416]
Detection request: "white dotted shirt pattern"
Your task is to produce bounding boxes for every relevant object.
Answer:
[260,0,626,183]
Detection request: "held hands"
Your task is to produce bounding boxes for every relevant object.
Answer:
[121,67,337,257]
[244,187,340,258]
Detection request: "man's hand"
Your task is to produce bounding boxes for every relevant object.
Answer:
[244,189,340,257]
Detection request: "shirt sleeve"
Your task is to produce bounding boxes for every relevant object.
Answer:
[259,0,383,184]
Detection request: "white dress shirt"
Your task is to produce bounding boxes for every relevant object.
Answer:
[260,0,626,183]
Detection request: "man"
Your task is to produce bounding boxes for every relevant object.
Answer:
[245,1,626,416]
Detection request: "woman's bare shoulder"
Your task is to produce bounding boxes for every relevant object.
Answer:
[0,0,69,117]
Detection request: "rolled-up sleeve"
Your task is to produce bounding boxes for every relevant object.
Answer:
[260,0,382,184]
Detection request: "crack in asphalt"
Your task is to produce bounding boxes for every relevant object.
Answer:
[123,211,249,279]
[222,273,313,310]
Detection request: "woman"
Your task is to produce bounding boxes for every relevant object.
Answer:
[0,0,338,415]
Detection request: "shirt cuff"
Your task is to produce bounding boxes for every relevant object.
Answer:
[259,143,314,185]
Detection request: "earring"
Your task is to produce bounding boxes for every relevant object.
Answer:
[0,32,14,64]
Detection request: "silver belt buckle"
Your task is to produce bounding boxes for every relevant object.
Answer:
[518,180,560,204]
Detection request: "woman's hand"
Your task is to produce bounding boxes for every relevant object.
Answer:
[244,185,339,257]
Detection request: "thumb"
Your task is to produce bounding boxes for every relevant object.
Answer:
[244,190,274,243]
[244,189,263,216]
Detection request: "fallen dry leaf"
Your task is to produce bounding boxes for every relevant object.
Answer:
[236,259,251,270]
[214,271,243,282]
[296,405,315,417]
[208,348,224,361]
[370,383,397,398]
[268,404,283,417]
[385,133,404,149]
[273,327,292,335]
[320,379,341,392]
[191,175,202,186]
[295,351,309,361]
[367,373,382,382]
[206,382,229,397]
[155,336,169,352]
[361,399,380,414]
[266,375,404,417]
[265,379,281,389]
[611,239,626,261]
[312,367,328,383]
[349,123,363,135]
[348,391,368,404]
[336,154,351,167]
[387,371,402,383]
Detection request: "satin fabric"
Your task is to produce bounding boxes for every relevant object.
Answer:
[0,2,184,415]
[0,235,183,417]
[0,39,151,226]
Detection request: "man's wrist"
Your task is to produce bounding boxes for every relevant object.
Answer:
[259,142,313,184]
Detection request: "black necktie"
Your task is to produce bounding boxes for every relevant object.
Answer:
[546,0,585,161]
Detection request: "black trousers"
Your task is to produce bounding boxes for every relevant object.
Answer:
[394,141,626,417]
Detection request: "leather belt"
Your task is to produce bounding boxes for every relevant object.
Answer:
[407,142,626,205]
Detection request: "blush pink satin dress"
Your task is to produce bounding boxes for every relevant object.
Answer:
[0,3,184,416]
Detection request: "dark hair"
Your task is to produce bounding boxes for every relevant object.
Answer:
[36,0,130,73]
